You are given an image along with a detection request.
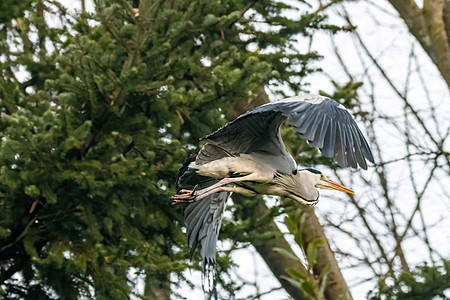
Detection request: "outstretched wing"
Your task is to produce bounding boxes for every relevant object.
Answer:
[206,94,374,169]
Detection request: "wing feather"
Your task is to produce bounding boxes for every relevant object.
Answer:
[334,123,346,167]
[322,119,336,158]
[344,124,357,168]
[185,192,230,264]
[300,112,322,141]
[207,94,374,169]
[335,122,348,167]
[309,116,329,149]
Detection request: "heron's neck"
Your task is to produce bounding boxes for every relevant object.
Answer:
[297,173,319,201]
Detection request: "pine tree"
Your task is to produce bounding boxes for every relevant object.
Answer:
[0,0,339,298]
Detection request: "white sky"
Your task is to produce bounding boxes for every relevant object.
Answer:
[18,0,450,299]
[176,1,450,299]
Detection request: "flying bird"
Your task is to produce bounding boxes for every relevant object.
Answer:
[172,94,374,266]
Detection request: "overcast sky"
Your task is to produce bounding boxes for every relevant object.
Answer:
[55,1,450,299]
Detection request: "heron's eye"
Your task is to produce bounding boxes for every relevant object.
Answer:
[320,175,325,180]
[292,170,298,175]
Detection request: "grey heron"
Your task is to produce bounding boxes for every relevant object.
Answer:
[172,94,374,266]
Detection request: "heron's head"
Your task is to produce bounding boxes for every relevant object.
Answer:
[278,168,354,206]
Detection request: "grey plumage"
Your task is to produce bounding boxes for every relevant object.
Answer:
[207,94,374,170]
[174,94,374,270]
[184,191,228,266]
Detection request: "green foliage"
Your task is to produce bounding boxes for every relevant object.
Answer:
[319,80,363,109]
[368,260,450,300]
[0,0,330,298]
[276,208,327,300]
[0,0,33,23]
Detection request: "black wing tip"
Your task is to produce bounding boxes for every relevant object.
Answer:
[360,149,374,168]
[335,154,372,170]
[339,159,370,170]
[320,149,373,171]
[189,249,217,269]
[203,256,216,267]
[189,245,197,261]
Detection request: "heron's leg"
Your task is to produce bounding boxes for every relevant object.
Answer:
[178,174,261,197]
[196,185,257,200]
[171,186,256,204]
[177,178,234,195]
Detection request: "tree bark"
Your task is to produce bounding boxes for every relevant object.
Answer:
[233,194,311,300]
[144,271,170,300]
[299,206,352,300]
[387,0,450,88]
[229,89,352,300]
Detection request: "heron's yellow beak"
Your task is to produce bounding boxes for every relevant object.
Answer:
[324,179,354,194]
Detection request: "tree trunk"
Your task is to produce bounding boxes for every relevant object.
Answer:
[233,194,311,300]
[144,272,170,300]
[299,206,352,300]
[387,0,450,88]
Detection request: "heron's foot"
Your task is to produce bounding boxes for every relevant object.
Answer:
[178,189,198,195]
[171,187,198,205]
[171,198,195,205]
